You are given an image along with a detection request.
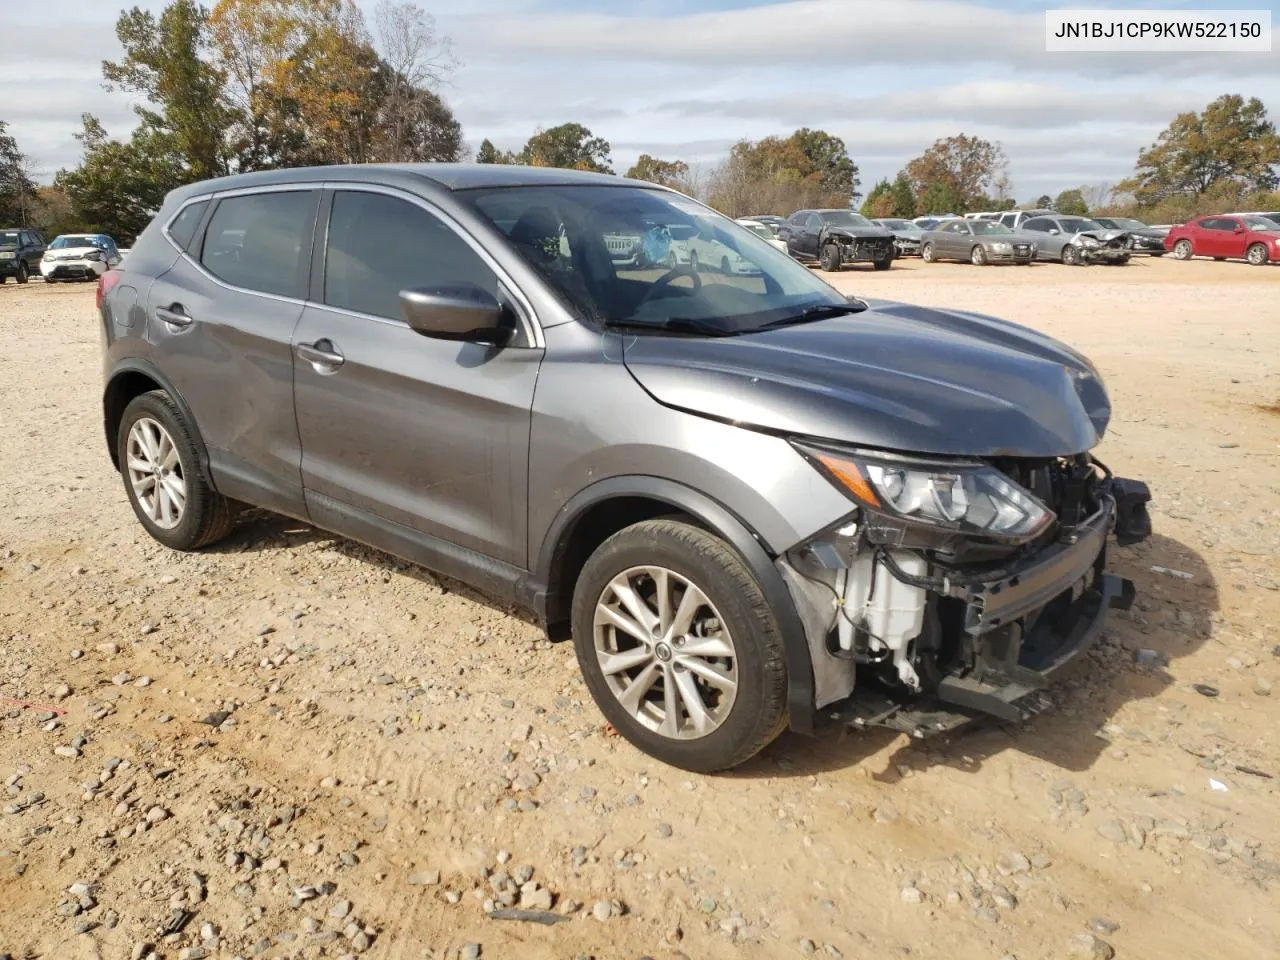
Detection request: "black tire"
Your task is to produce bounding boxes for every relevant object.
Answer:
[1150,251,1165,257]
[1247,242,1269,266]
[1117,254,1131,265]
[970,245,987,266]
[719,255,730,274]
[15,262,28,284]
[0,275,6,284]
[571,519,788,773]
[689,250,700,273]
[45,276,57,283]
[1213,256,1226,261]
[1172,239,1193,260]
[872,257,893,271]
[920,242,935,263]
[117,390,236,551]
[1061,244,1079,266]
[820,243,841,272]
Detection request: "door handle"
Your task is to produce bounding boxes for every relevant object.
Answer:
[296,339,345,370]
[156,304,192,327]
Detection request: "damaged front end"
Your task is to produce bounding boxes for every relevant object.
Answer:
[1072,229,1132,264]
[777,444,1152,737]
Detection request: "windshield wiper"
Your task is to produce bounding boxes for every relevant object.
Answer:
[604,317,736,337]
[757,301,868,330]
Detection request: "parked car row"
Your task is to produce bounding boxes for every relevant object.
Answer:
[0,228,125,284]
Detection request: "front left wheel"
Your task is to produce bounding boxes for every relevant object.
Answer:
[571,519,788,773]
[117,391,236,551]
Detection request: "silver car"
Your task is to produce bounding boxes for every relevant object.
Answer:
[920,219,1037,265]
[1021,215,1132,265]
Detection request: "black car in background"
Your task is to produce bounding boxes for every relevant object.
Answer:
[780,209,895,271]
[0,228,46,284]
[1091,217,1167,256]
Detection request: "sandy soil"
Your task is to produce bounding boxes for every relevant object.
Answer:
[1,256,1278,960]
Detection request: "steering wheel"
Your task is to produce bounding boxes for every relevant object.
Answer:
[636,264,701,308]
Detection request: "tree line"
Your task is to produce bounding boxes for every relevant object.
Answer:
[1,17,1276,245]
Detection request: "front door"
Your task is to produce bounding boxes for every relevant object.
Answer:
[292,188,542,567]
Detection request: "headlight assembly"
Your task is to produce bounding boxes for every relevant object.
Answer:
[1078,236,1101,247]
[85,251,104,262]
[991,242,1012,252]
[795,444,1055,542]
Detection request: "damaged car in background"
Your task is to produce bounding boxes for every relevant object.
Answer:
[100,165,1151,774]
[1021,214,1133,265]
[780,208,896,271]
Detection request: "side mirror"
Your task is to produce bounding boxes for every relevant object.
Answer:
[1234,225,1246,233]
[1048,228,1060,235]
[399,284,515,345]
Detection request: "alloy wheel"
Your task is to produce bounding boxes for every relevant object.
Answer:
[126,417,187,529]
[1247,243,1268,265]
[971,245,987,265]
[1174,239,1193,260]
[593,565,738,740]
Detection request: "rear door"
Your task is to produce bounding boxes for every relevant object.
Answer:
[144,187,319,517]
[291,186,542,567]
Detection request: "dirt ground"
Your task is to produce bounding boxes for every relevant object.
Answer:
[1,255,1277,960]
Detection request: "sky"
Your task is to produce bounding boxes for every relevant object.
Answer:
[4,0,1278,202]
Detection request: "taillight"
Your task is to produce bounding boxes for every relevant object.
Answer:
[97,269,123,312]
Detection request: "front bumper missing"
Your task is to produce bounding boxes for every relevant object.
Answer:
[814,479,1151,737]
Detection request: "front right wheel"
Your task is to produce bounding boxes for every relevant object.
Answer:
[571,519,788,773]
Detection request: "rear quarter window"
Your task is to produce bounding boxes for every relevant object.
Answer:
[167,200,210,250]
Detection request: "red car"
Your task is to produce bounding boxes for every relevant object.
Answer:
[1165,214,1280,265]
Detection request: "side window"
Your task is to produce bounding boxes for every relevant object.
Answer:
[999,213,1016,227]
[806,214,822,231]
[324,190,498,323]
[1022,218,1050,232]
[200,192,316,298]
[168,200,209,250]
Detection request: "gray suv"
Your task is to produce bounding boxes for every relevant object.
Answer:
[98,165,1152,772]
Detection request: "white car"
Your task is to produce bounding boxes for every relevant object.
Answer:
[686,223,761,275]
[41,233,122,282]
[736,218,789,254]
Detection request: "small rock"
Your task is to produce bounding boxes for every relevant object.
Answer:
[1067,933,1115,959]
[996,851,1031,875]
[872,804,898,823]
[54,746,81,759]
[349,930,371,952]
[1134,648,1168,668]
[512,722,532,741]
[799,940,817,956]
[329,900,352,920]
[656,822,673,838]
[53,684,72,700]
[139,623,157,636]
[1254,678,1272,697]
[135,676,152,688]
[1193,683,1219,698]
[1097,820,1127,844]
[1090,918,1121,935]
[520,887,553,911]
[178,949,208,960]
[900,886,923,904]
[991,886,1018,910]
[374,674,395,686]
[145,806,169,823]
[407,871,440,886]
[700,897,717,913]
[592,900,613,921]
[460,945,481,960]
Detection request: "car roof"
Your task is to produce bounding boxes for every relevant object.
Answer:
[166,163,650,204]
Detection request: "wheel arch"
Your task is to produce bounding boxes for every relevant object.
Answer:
[535,476,816,734]
[103,361,211,480]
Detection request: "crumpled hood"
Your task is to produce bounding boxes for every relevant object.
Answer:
[824,226,894,240]
[622,299,1111,458]
[1074,229,1129,245]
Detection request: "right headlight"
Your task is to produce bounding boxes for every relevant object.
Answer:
[795,444,1055,542]
[991,242,1012,252]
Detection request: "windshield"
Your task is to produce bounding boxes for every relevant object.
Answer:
[462,185,853,334]
[1243,216,1279,231]
[1105,218,1147,230]
[878,219,919,231]
[0,231,18,245]
[971,221,1014,235]
[50,236,101,249]
[740,222,774,240]
[820,210,872,228]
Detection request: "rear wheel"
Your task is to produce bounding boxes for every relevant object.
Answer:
[571,519,788,773]
[1247,242,1269,266]
[920,242,936,263]
[970,245,987,266]
[117,391,236,551]
[872,256,893,271]
[820,243,841,272]
[15,262,28,284]
[1172,239,1193,260]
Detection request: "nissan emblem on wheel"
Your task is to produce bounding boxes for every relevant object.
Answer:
[98,163,1152,772]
